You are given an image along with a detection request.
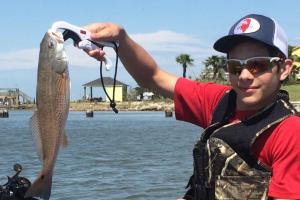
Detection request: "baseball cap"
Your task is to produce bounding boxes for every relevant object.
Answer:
[214,14,288,58]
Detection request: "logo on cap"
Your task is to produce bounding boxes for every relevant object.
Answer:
[234,18,260,34]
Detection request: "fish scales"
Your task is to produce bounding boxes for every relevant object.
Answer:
[25,31,70,200]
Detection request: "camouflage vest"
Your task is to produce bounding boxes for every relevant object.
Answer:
[184,90,298,200]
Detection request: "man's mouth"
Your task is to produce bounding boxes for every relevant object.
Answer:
[238,86,259,93]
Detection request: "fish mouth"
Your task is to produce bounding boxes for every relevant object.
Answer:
[48,31,64,43]
[56,50,68,62]
[54,36,68,62]
[45,30,68,73]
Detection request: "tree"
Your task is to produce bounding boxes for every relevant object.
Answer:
[127,86,148,101]
[288,45,300,81]
[288,45,295,58]
[202,55,227,81]
[290,55,300,81]
[176,54,194,78]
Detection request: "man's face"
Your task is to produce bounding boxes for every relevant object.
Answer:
[228,41,282,110]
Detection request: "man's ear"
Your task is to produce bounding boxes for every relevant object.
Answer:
[279,59,293,81]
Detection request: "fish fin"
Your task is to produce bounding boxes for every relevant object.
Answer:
[24,171,52,200]
[30,111,43,161]
[62,131,68,148]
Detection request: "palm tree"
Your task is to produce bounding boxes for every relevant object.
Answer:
[290,55,300,81]
[176,54,194,78]
[203,55,226,81]
[288,45,300,81]
[288,45,295,58]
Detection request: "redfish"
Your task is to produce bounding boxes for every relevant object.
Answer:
[25,30,70,200]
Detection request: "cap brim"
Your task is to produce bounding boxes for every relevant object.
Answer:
[213,35,262,54]
[213,34,286,58]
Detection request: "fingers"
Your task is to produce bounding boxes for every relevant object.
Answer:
[90,28,112,42]
[84,23,110,41]
[83,22,124,42]
[82,22,124,61]
[84,49,106,61]
[83,23,106,33]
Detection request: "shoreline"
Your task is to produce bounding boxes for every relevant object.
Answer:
[0,101,175,112]
[2,101,300,112]
[70,101,174,111]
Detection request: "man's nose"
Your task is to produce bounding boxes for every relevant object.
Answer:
[238,68,254,80]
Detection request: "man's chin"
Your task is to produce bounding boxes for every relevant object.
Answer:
[237,96,262,110]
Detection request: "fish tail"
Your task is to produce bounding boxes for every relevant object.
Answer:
[25,171,52,200]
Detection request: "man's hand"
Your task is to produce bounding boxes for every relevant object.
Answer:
[83,21,177,98]
[83,23,125,61]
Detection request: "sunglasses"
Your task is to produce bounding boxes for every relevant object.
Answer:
[225,57,282,75]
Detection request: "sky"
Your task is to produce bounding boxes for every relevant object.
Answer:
[0,0,300,100]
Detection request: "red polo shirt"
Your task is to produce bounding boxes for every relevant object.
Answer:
[174,78,300,199]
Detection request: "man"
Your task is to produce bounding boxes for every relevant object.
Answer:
[84,14,300,199]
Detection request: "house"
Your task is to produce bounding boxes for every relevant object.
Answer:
[0,88,32,106]
[137,92,154,101]
[82,77,128,102]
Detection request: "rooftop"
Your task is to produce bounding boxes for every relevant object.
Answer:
[82,77,128,87]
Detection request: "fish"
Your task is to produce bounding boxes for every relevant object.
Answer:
[25,30,70,200]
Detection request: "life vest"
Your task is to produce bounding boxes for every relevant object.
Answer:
[183,89,299,200]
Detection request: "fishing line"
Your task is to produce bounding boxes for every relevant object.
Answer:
[94,41,119,114]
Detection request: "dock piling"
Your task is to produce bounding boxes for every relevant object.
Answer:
[0,109,9,118]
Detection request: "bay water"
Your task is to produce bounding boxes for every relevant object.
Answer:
[0,110,201,200]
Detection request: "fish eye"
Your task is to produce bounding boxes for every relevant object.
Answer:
[48,39,56,48]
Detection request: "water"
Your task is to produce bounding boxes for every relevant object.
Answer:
[0,110,201,200]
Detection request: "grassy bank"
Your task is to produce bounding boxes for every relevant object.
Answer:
[281,83,300,101]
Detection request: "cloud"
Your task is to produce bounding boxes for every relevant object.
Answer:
[0,45,103,70]
[0,48,39,70]
[129,30,215,77]
[0,30,212,71]
[131,30,211,54]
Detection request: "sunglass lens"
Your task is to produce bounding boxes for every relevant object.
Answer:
[227,60,242,74]
[246,58,271,74]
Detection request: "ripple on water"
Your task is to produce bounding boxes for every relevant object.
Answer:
[0,111,201,200]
